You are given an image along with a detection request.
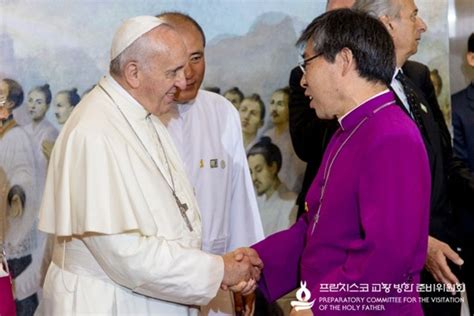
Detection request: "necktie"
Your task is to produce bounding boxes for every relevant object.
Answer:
[395,71,424,130]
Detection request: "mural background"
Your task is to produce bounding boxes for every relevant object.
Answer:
[0,0,449,129]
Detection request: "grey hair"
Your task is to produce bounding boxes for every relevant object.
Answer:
[352,0,401,19]
[109,24,171,77]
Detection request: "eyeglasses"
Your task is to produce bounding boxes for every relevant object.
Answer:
[298,52,323,74]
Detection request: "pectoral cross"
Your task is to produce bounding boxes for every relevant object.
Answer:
[173,192,193,231]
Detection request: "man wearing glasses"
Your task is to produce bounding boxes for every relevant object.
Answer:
[252,9,431,315]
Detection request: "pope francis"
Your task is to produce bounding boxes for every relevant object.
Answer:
[36,16,261,315]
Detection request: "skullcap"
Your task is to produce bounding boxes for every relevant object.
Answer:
[111,16,164,60]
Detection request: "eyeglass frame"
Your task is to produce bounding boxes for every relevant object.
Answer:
[298,52,324,74]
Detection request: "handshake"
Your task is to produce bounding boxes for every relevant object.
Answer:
[221,247,263,296]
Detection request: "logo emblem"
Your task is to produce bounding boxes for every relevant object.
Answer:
[220,160,226,169]
[290,281,315,311]
[210,159,218,168]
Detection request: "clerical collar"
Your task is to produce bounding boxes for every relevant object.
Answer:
[338,90,395,131]
[392,67,403,81]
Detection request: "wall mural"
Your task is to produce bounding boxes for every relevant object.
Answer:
[0,0,449,310]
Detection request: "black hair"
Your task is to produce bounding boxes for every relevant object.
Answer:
[247,136,282,172]
[296,8,395,85]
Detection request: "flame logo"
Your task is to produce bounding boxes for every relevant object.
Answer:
[290,281,315,311]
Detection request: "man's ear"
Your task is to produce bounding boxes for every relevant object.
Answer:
[123,61,140,89]
[379,15,393,32]
[337,47,354,77]
[269,161,278,175]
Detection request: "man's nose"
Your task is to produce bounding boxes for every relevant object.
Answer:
[184,63,194,79]
[175,70,187,90]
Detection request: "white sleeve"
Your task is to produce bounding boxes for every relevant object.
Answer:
[82,232,224,306]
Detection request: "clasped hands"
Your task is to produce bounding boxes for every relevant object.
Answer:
[221,247,263,296]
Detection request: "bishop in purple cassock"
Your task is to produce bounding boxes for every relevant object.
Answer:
[251,9,431,315]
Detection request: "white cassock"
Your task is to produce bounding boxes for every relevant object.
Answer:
[263,127,306,193]
[0,121,44,301]
[161,90,264,315]
[256,183,297,237]
[37,76,223,316]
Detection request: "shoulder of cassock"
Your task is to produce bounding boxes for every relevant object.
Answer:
[38,82,160,237]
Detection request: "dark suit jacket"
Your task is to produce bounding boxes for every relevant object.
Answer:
[288,60,474,245]
[451,82,474,237]
[452,83,474,171]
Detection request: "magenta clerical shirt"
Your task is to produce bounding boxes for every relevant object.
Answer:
[253,90,430,315]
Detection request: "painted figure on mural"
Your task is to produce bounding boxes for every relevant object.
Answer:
[264,87,306,193]
[429,68,451,130]
[54,88,80,125]
[0,78,44,316]
[247,136,297,237]
[239,93,265,151]
[24,84,59,182]
[224,87,244,110]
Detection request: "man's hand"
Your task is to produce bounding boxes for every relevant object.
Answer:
[232,247,264,269]
[426,236,463,286]
[221,248,263,294]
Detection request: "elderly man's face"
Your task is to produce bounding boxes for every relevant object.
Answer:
[386,0,427,65]
[248,154,277,196]
[138,27,187,115]
[174,24,205,103]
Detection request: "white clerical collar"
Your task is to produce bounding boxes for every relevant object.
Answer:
[392,67,403,81]
[338,89,390,125]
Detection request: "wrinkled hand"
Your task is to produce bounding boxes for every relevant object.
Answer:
[41,140,55,162]
[221,247,263,294]
[426,236,463,287]
[290,307,313,316]
[233,247,263,272]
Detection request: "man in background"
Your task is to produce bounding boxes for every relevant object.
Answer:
[157,12,264,316]
[451,32,474,312]
[354,0,474,314]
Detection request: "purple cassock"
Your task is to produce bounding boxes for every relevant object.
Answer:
[253,91,431,315]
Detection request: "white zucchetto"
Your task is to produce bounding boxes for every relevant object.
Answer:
[110,16,164,60]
